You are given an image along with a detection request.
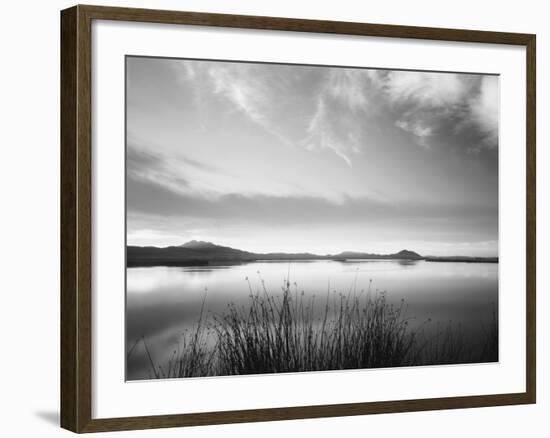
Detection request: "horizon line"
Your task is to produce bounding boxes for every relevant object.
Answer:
[126,240,499,259]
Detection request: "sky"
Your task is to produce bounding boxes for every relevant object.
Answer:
[126,56,499,257]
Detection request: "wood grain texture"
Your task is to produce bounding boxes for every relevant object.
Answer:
[60,5,78,432]
[80,393,534,433]
[78,4,534,44]
[525,34,536,404]
[60,4,536,433]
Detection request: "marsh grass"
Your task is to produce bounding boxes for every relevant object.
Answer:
[129,278,498,379]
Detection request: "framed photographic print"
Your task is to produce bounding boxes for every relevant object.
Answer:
[60,4,536,433]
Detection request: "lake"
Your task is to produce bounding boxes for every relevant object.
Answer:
[126,260,498,380]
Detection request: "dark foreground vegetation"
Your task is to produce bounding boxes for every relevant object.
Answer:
[128,280,498,379]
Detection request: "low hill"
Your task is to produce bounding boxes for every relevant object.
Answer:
[424,255,498,263]
[127,241,425,267]
[332,249,422,260]
[127,241,256,267]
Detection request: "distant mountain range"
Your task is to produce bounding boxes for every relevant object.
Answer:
[127,240,497,267]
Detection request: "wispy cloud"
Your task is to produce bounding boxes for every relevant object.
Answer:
[325,69,373,113]
[369,70,498,150]
[302,69,379,166]
[394,119,433,148]
[127,173,497,227]
[176,62,379,166]
[301,68,499,164]
[174,60,499,166]
[127,146,188,193]
[175,62,295,146]
[208,66,270,128]
[127,139,226,197]
[303,98,355,167]
[468,76,499,148]
[384,71,471,107]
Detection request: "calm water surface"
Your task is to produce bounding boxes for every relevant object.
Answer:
[126,260,498,380]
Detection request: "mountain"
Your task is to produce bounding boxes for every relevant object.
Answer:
[127,241,256,267]
[127,241,425,267]
[394,249,423,260]
[179,240,219,249]
[332,249,422,260]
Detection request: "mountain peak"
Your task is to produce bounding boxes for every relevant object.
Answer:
[180,240,217,249]
[394,249,422,259]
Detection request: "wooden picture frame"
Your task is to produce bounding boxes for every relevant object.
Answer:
[61,4,536,433]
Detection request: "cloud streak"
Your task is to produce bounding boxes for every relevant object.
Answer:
[301,70,377,166]
[127,172,497,227]
[468,76,499,147]
[175,62,302,147]
[370,70,499,150]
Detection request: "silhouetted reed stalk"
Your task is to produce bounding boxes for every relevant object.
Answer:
[130,279,498,378]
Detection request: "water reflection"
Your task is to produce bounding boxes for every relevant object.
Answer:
[126,260,498,380]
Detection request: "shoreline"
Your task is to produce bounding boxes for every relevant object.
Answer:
[127,257,499,268]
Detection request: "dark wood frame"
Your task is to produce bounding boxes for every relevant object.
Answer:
[61,4,536,433]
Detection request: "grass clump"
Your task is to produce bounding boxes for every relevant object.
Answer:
[128,278,498,379]
[213,279,416,375]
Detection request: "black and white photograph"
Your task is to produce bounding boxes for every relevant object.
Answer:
[125,56,499,380]
[1,0,544,435]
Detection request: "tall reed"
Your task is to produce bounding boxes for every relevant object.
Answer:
[130,279,498,378]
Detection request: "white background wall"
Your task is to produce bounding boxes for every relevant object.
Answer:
[0,0,546,436]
